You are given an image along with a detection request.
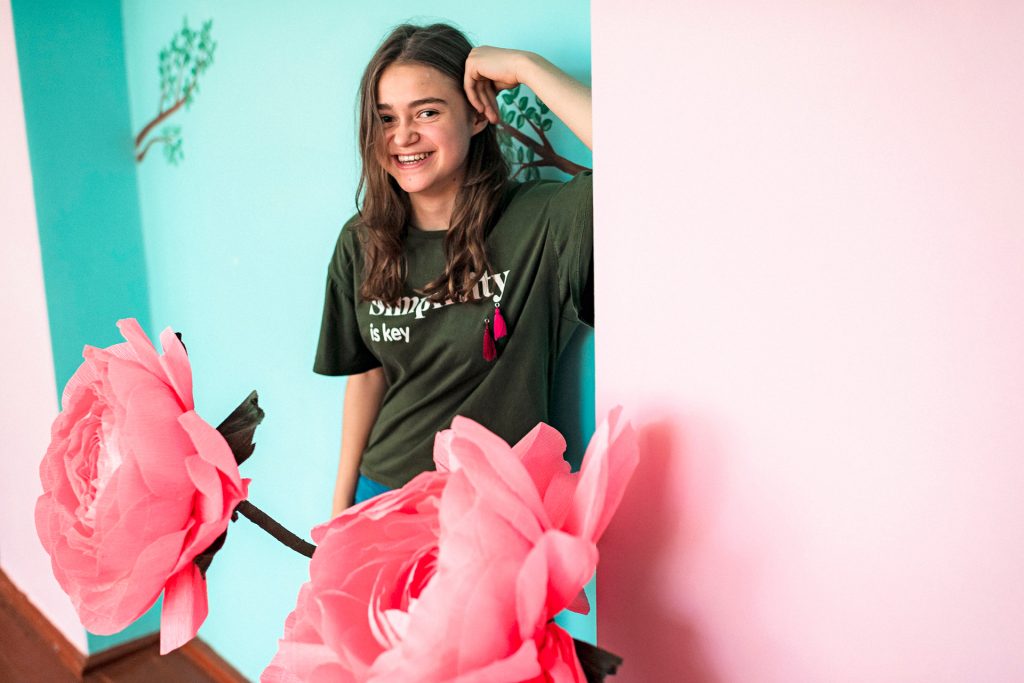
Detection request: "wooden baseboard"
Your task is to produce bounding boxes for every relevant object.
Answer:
[1,569,248,682]
[0,567,84,681]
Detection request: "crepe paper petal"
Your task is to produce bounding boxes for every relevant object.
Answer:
[515,538,549,641]
[78,529,187,634]
[535,623,587,683]
[60,348,104,407]
[105,359,193,493]
[515,531,598,640]
[432,428,457,472]
[567,587,591,615]
[35,319,248,650]
[116,318,169,385]
[180,410,246,490]
[512,422,570,499]
[447,417,550,535]
[563,406,639,542]
[445,640,542,683]
[160,564,208,654]
[542,469,579,530]
[268,473,448,681]
[263,640,359,683]
[157,327,194,411]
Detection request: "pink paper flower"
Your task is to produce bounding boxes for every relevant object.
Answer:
[262,472,448,683]
[264,409,636,682]
[35,318,249,654]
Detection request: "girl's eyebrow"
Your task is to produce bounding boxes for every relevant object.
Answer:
[377,97,448,110]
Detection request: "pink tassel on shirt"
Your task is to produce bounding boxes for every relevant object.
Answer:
[493,304,507,341]
[483,320,497,362]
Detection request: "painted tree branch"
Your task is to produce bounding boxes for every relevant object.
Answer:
[135,82,195,150]
[135,135,174,162]
[510,160,551,181]
[522,104,553,150]
[134,18,215,165]
[498,121,589,177]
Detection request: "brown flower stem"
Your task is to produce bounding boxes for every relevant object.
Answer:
[235,500,315,558]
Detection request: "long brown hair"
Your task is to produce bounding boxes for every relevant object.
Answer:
[355,23,509,305]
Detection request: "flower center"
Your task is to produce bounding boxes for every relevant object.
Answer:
[77,403,124,527]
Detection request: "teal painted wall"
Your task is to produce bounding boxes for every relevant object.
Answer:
[16,0,590,675]
[11,0,153,392]
[10,0,158,652]
[120,4,592,676]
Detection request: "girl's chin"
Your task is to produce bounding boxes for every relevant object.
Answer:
[393,179,448,196]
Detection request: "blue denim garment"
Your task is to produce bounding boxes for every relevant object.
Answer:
[354,473,392,503]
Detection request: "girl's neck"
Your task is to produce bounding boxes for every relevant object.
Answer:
[408,186,458,232]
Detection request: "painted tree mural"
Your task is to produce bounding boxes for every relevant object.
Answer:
[134,18,216,165]
[497,84,591,181]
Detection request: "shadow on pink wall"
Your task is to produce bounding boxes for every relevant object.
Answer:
[600,416,724,683]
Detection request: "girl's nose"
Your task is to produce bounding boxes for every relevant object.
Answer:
[394,121,419,147]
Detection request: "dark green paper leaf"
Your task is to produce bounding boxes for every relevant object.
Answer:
[216,390,265,466]
[573,639,624,683]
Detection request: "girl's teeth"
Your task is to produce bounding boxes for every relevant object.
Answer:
[398,153,430,163]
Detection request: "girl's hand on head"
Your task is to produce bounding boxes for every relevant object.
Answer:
[464,46,531,125]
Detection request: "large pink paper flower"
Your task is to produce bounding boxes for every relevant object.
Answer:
[262,472,448,683]
[264,408,636,682]
[35,318,249,654]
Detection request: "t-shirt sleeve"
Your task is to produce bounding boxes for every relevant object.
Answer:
[547,170,594,327]
[313,226,382,376]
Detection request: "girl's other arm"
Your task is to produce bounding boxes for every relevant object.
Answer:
[332,366,387,517]
[464,48,592,150]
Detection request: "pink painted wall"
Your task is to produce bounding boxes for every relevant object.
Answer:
[0,0,87,652]
[592,2,1024,681]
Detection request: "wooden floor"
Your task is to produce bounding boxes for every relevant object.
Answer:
[1,570,248,682]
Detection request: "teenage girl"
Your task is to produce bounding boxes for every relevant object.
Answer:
[314,23,593,515]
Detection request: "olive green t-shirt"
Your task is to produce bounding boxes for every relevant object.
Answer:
[314,170,593,488]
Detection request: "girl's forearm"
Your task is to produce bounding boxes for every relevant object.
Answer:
[517,52,592,150]
[332,366,387,516]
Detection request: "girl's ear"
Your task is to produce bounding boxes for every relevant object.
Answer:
[470,107,489,136]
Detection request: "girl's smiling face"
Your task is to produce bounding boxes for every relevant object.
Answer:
[376,62,487,208]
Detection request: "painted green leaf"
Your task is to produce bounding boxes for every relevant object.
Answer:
[542,119,553,131]
[516,114,524,128]
[516,146,524,162]
[518,96,528,110]
[501,92,514,105]
[537,98,549,114]
[504,109,515,124]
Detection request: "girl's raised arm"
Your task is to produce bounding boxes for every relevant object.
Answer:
[464,47,592,151]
